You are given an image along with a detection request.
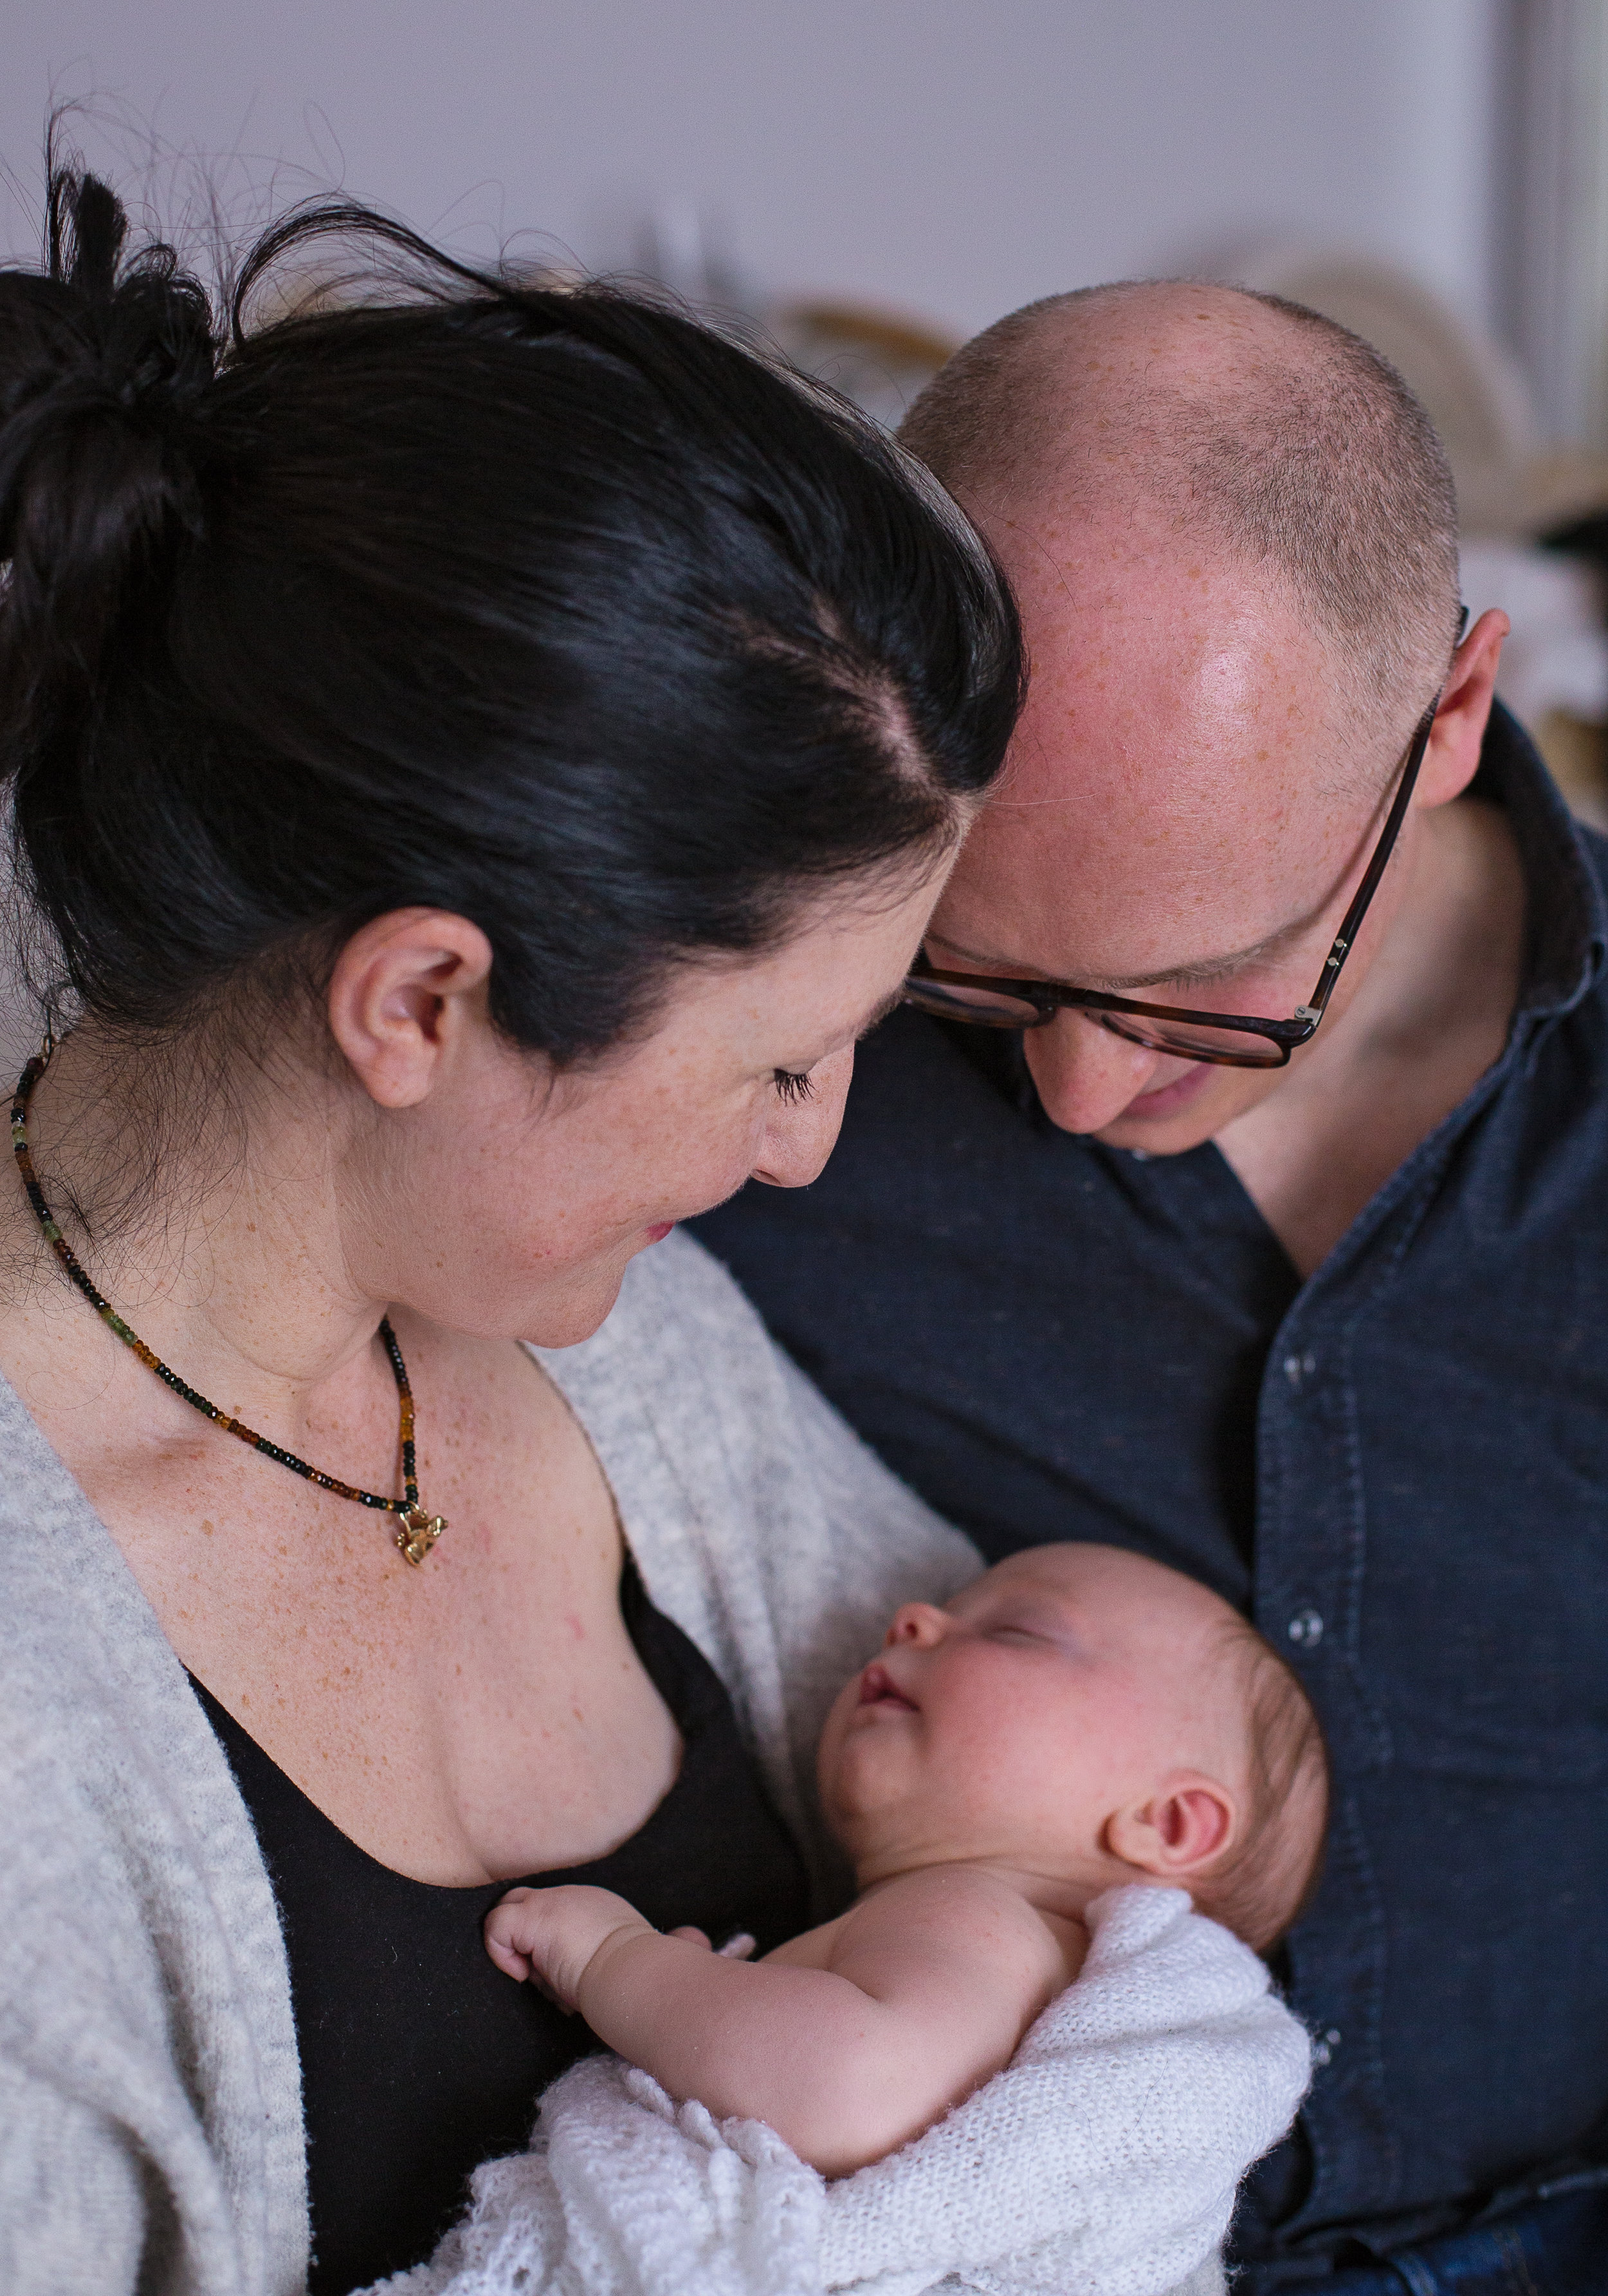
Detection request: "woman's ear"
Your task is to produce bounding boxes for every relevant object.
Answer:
[1104,1772,1237,1880]
[327,908,496,1109]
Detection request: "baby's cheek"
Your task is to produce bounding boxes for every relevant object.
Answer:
[824,1721,913,1828]
[814,1681,863,1790]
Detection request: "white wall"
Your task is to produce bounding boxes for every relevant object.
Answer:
[4,0,1504,345]
[1501,0,1608,446]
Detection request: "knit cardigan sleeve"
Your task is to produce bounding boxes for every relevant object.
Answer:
[0,1399,308,2296]
[0,1226,982,2295]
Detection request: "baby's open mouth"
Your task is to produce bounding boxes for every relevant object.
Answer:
[858,1663,918,1713]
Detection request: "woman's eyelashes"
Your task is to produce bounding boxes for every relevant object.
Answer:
[772,1067,816,1105]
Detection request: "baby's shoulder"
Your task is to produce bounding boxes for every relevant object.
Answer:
[837,1866,1086,1998]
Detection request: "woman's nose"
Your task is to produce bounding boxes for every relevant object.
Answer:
[751,1045,856,1188]
[1023,1011,1165,1134]
[885,1601,950,1649]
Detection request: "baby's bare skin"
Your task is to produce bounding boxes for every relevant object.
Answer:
[486,1545,1268,2176]
[488,1863,1083,2176]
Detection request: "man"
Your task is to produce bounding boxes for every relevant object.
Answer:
[693,284,1608,2291]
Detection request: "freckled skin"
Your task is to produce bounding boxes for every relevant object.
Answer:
[940,543,1349,973]
[0,868,954,1886]
[924,286,1521,1274]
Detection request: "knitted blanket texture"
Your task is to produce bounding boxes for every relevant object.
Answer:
[372,1885,1310,2296]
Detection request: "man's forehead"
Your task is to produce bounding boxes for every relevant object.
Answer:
[946,754,1328,992]
[940,511,1369,980]
[938,793,1339,991]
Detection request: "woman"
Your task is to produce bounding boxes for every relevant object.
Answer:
[0,166,1022,2292]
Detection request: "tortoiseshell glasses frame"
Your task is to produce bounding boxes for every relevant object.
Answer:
[902,675,1454,1070]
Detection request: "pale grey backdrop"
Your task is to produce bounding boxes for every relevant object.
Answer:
[3,1,1504,352]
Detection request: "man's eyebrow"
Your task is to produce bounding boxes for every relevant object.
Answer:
[925,911,1319,995]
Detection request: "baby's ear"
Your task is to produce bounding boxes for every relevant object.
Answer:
[1104,1772,1236,1880]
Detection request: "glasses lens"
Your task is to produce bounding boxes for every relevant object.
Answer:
[1096,1011,1288,1069]
[902,976,1046,1028]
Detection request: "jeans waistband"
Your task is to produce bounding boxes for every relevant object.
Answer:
[1232,2172,1608,2294]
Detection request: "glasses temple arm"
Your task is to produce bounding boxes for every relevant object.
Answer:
[1293,695,1441,1025]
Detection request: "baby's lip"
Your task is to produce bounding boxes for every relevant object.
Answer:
[858,1662,918,1713]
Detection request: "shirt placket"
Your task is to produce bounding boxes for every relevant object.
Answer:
[1254,1271,1403,2228]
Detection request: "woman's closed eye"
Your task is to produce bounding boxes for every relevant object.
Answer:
[772,1067,816,1105]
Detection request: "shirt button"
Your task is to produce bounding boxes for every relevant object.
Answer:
[1283,1351,1319,1387]
[1288,1608,1325,1649]
[1311,2028,1342,2068]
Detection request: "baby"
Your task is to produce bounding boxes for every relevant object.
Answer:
[486,1543,1328,2180]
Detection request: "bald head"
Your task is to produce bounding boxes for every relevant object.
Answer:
[899,280,1460,728]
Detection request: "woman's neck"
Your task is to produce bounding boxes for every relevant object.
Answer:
[1,1024,396,1438]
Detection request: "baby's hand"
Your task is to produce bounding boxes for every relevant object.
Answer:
[485,1884,657,2010]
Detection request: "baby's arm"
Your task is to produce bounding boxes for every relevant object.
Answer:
[486,1870,1080,2176]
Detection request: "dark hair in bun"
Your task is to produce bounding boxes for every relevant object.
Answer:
[0,156,1023,1061]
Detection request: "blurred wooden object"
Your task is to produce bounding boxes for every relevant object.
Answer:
[1227,247,1608,542]
[1223,248,1608,829]
[1536,711,1608,831]
[774,300,960,430]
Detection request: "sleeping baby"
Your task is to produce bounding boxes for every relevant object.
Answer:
[484,1542,1328,2182]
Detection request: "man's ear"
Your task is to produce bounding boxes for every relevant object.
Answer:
[1416,606,1510,811]
[327,908,495,1110]
[1104,1772,1237,1880]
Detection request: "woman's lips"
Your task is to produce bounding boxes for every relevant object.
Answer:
[643,1222,674,1244]
[858,1662,918,1713]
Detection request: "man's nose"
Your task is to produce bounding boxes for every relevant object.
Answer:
[1023,1011,1164,1134]
[751,1045,856,1188]
[885,1602,949,1649]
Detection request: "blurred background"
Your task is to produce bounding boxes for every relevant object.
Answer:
[6,0,1608,818]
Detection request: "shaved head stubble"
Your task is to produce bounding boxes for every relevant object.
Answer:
[890,280,1518,1262]
[899,280,1463,749]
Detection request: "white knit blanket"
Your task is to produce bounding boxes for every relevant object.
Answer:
[370,1887,1310,2296]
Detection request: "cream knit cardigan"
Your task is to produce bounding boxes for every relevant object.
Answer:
[0,1232,983,2296]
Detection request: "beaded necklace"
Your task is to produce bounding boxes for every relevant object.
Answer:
[11,1042,448,1566]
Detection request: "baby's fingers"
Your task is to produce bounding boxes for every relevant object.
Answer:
[484,1927,534,1983]
[484,1891,587,2011]
[484,1899,538,1979]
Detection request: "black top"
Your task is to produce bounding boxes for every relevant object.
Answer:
[691,705,1608,2281]
[190,1554,810,2292]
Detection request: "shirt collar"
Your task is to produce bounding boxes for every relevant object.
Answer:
[1476,698,1607,1024]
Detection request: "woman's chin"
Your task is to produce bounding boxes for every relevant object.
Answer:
[512,1224,677,1348]
[515,1268,632,1350]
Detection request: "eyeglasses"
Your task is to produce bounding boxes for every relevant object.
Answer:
[903,688,1447,1070]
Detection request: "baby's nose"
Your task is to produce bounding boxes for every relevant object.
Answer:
[886,1601,949,1648]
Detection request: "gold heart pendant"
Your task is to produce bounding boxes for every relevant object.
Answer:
[395,1505,448,1567]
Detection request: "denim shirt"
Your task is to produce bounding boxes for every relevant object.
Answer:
[690,704,1608,2273]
